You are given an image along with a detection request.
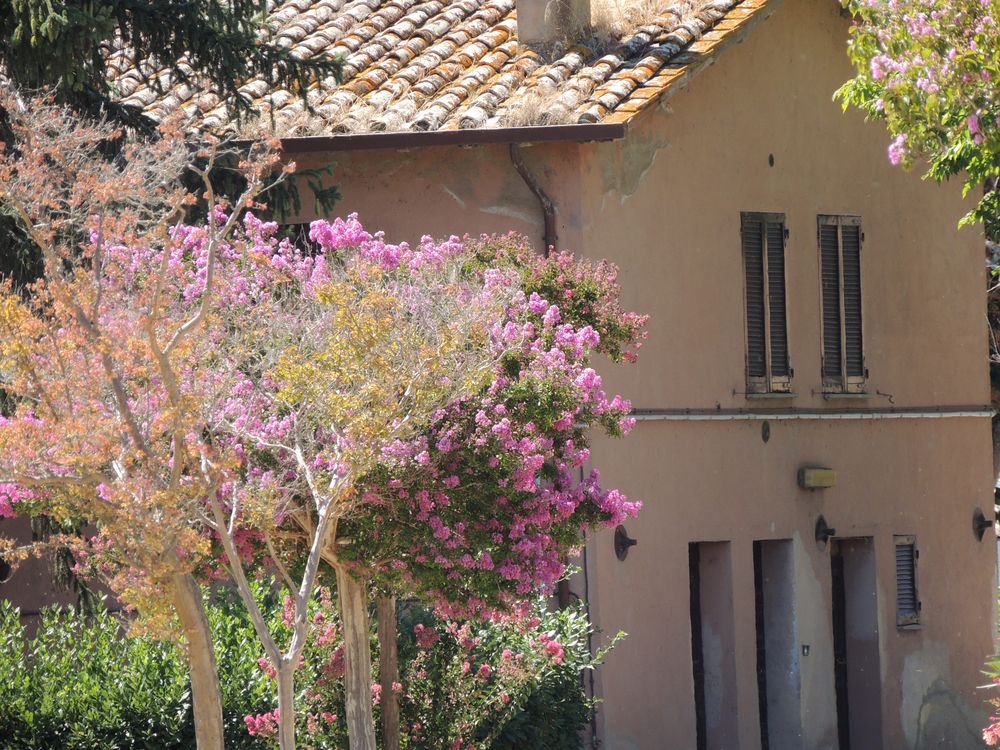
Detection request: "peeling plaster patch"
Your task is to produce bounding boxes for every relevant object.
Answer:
[902,642,951,747]
[479,204,538,226]
[375,153,412,180]
[441,184,466,210]
[598,129,670,206]
[913,678,989,750]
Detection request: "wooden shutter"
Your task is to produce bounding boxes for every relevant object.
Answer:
[819,223,842,381]
[766,221,789,378]
[742,215,767,381]
[894,536,920,627]
[841,223,864,378]
[742,212,790,393]
[818,216,865,391]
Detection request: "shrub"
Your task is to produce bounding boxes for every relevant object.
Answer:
[0,600,193,749]
[0,592,274,750]
[244,589,619,750]
[486,603,618,750]
[0,585,617,750]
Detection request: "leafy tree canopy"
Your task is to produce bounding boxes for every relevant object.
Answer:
[837,0,1000,240]
[0,0,340,126]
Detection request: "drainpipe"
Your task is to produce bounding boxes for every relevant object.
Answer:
[509,142,557,256]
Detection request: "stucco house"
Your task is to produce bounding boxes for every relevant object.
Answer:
[2,0,996,747]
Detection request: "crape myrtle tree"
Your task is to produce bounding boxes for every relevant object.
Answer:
[0,91,513,750]
[836,0,1000,239]
[0,90,286,749]
[334,231,647,749]
[194,219,515,750]
[196,220,647,749]
[0,88,648,750]
[245,223,648,749]
[0,78,649,744]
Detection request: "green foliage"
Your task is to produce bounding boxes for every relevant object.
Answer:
[393,604,548,749]
[0,588,614,750]
[276,593,617,749]
[484,603,620,750]
[209,588,281,744]
[0,599,194,748]
[0,592,273,750]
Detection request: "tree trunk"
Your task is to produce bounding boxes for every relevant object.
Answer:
[336,566,377,750]
[171,573,225,750]
[276,663,297,750]
[376,595,401,750]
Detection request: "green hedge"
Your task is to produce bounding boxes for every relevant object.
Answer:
[0,589,612,749]
[0,594,271,750]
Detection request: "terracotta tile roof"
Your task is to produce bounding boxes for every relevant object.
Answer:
[106,0,776,135]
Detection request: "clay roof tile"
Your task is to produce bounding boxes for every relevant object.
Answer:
[104,0,774,134]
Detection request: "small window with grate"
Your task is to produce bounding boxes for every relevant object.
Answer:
[894,535,920,628]
[741,212,791,394]
[818,216,866,393]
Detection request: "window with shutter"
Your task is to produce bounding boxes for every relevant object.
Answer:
[818,215,866,392]
[894,535,920,627]
[741,212,791,394]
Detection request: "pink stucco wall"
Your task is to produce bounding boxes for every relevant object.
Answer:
[577,1,994,748]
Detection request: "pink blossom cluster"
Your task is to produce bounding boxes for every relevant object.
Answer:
[847,0,998,163]
[337,234,647,618]
[245,708,337,738]
[414,622,440,648]
[0,483,35,518]
[309,213,467,272]
[986,717,1000,745]
[538,631,566,664]
[244,709,281,737]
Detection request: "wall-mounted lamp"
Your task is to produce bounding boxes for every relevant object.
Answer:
[973,508,995,542]
[799,466,836,490]
[614,525,637,561]
[0,558,11,585]
[815,515,836,546]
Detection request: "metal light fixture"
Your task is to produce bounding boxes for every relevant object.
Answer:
[973,508,994,542]
[0,558,10,585]
[614,525,637,561]
[815,515,836,546]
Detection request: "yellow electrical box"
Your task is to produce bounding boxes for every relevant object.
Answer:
[798,466,836,489]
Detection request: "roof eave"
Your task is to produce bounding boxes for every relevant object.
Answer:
[241,122,628,154]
